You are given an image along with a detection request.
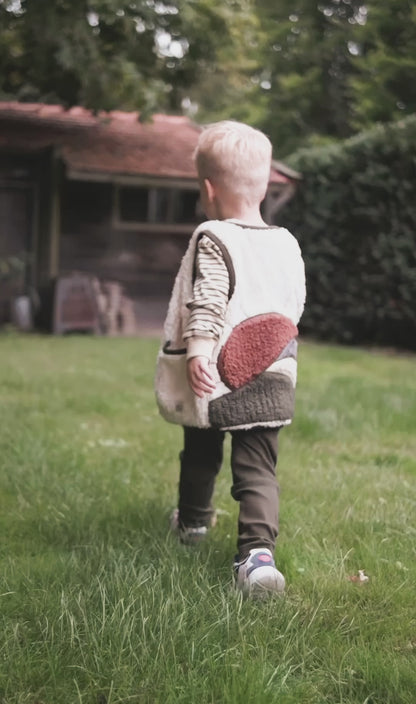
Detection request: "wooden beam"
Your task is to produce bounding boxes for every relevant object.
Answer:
[49,151,61,278]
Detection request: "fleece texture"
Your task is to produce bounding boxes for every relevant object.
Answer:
[217,312,298,390]
[208,372,295,429]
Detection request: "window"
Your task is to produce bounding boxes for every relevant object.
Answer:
[117,185,199,226]
[151,188,170,222]
[62,181,112,226]
[173,190,200,223]
[119,186,148,222]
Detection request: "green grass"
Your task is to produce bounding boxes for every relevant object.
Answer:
[0,333,415,704]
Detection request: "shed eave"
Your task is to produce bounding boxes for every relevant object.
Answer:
[66,167,199,189]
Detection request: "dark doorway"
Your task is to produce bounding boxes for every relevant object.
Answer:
[0,185,34,324]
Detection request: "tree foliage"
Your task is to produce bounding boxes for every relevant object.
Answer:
[279,115,416,349]
[1,1,416,150]
[252,0,416,154]
[349,0,416,128]
[0,0,249,114]
[252,0,365,154]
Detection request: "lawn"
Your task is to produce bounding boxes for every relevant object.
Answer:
[0,333,415,704]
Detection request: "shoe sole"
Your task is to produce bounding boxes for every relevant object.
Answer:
[240,566,286,598]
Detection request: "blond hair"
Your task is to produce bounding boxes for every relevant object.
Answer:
[194,120,272,205]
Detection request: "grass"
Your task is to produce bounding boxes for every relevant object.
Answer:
[0,333,415,704]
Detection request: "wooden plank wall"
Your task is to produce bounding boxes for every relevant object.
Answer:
[59,180,191,330]
[0,156,36,324]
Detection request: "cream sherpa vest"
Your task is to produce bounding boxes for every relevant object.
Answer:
[155,219,305,430]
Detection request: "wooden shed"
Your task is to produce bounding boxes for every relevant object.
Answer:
[0,102,300,333]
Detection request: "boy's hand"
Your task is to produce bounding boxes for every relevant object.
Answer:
[187,356,216,398]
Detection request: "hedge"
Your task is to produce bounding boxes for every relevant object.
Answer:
[279,115,416,351]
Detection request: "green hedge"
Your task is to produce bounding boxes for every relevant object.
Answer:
[279,116,416,350]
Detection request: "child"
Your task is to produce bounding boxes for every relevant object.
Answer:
[155,121,306,597]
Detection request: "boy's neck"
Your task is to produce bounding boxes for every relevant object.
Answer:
[217,203,267,227]
[203,178,268,226]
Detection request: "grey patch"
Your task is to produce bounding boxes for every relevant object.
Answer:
[208,373,295,429]
[278,338,298,360]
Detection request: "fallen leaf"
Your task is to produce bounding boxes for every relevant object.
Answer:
[347,569,369,585]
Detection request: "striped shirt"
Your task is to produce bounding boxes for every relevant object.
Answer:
[183,235,229,357]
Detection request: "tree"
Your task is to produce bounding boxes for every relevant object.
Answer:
[177,0,265,127]
[251,0,367,155]
[0,0,249,114]
[1,1,416,154]
[349,0,416,129]
[252,0,416,155]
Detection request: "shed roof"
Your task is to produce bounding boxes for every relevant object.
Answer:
[0,102,295,184]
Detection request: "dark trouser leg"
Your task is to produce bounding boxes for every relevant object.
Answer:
[230,427,280,560]
[178,426,225,528]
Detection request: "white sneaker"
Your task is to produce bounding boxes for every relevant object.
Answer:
[170,508,216,545]
[235,548,285,597]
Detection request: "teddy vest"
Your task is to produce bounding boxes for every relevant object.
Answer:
[155,219,305,430]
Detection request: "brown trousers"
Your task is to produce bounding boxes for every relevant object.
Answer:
[178,426,280,560]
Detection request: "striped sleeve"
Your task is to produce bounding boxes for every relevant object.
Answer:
[183,234,230,348]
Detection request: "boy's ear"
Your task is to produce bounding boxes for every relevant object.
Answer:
[204,178,216,202]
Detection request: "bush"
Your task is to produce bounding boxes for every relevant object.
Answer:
[279,116,416,350]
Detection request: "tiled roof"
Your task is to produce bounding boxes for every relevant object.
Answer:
[0,102,292,184]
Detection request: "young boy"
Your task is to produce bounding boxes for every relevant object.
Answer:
[155,121,306,596]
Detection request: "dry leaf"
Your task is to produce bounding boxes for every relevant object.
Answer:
[347,569,369,585]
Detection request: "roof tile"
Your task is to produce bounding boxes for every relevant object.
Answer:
[0,102,291,183]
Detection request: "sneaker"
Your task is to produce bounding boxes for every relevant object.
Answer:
[234,548,285,597]
[170,508,216,545]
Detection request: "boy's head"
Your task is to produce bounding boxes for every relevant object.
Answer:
[194,120,272,208]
